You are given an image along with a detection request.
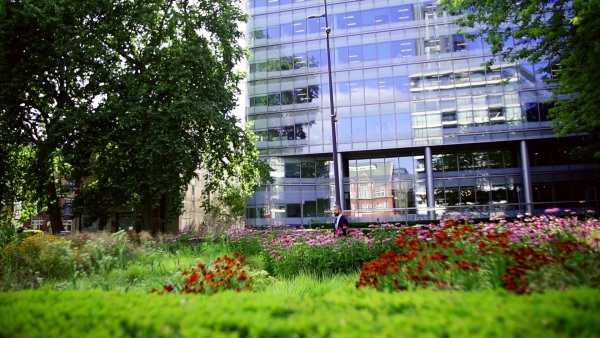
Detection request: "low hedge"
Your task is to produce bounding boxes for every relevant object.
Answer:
[1,287,599,337]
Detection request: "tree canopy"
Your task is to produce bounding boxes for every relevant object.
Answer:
[441,0,600,158]
[0,0,269,232]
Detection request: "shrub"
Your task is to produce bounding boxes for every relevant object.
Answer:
[0,233,74,290]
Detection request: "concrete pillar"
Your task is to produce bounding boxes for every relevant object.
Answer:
[425,147,436,220]
[520,140,533,213]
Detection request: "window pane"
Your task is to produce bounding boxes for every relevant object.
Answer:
[285,163,300,177]
[301,162,315,178]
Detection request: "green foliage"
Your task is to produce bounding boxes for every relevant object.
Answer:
[0,0,261,230]
[1,288,599,337]
[208,126,274,222]
[263,238,369,278]
[440,0,600,158]
[0,234,75,290]
[0,226,25,250]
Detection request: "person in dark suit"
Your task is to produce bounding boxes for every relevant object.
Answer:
[333,205,349,237]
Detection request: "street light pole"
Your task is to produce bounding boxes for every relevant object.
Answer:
[308,0,342,210]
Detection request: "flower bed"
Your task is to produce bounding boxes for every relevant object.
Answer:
[227,213,600,293]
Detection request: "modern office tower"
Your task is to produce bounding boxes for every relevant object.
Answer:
[244,0,599,227]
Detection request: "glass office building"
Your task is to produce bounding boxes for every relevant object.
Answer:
[244,0,599,226]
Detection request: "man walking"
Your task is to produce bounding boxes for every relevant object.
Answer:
[333,205,349,237]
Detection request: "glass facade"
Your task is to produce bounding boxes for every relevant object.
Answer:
[245,0,600,226]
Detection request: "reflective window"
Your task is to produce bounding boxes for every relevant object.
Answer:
[389,5,414,22]
[285,163,300,178]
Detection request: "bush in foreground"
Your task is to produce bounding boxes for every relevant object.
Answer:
[1,288,598,337]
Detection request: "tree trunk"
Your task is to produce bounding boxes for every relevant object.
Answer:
[47,181,64,234]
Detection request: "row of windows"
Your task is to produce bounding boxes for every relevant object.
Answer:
[250,3,442,39]
[247,179,598,219]
[264,140,593,181]
[269,144,590,183]
[429,150,516,172]
[413,93,520,112]
[249,76,413,107]
[248,61,542,97]
[247,199,330,218]
[250,35,473,73]
[252,103,550,145]
[284,161,330,178]
[248,70,546,108]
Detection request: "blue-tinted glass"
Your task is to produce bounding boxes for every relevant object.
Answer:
[337,82,351,106]
[308,85,320,101]
[252,29,268,40]
[335,46,349,64]
[267,0,279,7]
[307,50,321,67]
[345,11,361,29]
[394,76,411,95]
[396,113,412,138]
[321,78,330,97]
[294,53,308,69]
[519,64,536,86]
[335,13,347,30]
[379,78,394,101]
[307,18,323,34]
[365,79,379,103]
[350,80,365,104]
[391,39,416,57]
[321,49,329,67]
[253,0,267,8]
[281,23,293,38]
[451,34,467,52]
[293,20,306,36]
[389,5,413,22]
[267,26,280,39]
[348,45,363,63]
[367,116,381,141]
[338,117,352,143]
[280,0,292,4]
[352,116,366,142]
[534,61,551,82]
[524,102,540,122]
[363,43,377,62]
[381,114,396,139]
[293,87,308,104]
[468,35,482,51]
[308,119,323,144]
[377,42,391,61]
[374,8,389,25]
[361,10,375,27]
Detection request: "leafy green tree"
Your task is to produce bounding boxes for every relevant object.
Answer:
[1,0,269,232]
[207,126,273,223]
[441,0,600,158]
[0,0,103,233]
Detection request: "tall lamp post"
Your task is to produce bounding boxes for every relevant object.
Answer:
[308,0,342,209]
